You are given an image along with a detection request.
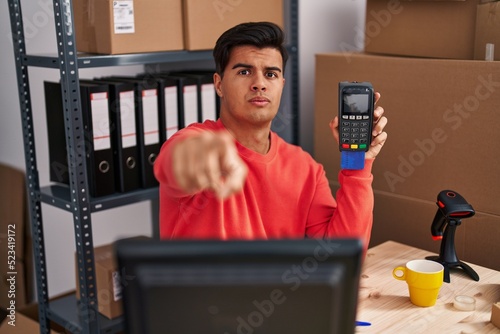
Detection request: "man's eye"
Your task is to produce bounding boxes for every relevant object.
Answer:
[267,72,278,78]
[239,69,250,75]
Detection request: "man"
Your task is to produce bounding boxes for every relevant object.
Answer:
[154,22,388,251]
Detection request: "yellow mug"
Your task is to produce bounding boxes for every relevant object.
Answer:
[393,259,444,307]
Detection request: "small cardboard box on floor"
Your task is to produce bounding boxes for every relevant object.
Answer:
[75,242,121,319]
[75,236,150,319]
[0,164,33,310]
[74,0,184,54]
[314,52,500,270]
[0,293,71,334]
[364,0,480,59]
[182,0,284,50]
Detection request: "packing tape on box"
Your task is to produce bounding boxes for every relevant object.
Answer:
[486,43,495,61]
[453,295,476,311]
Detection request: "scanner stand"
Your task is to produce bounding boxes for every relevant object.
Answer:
[426,219,479,283]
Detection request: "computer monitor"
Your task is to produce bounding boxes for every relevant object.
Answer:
[115,238,363,334]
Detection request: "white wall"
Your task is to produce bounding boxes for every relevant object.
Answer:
[298,0,366,153]
[0,0,365,298]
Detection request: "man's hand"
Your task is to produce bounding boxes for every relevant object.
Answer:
[171,132,248,199]
[329,92,388,160]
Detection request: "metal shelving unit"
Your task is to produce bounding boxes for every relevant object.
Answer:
[7,0,299,333]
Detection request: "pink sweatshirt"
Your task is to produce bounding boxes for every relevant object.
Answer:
[154,120,374,250]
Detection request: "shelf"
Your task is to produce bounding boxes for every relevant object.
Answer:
[8,0,299,332]
[48,294,123,334]
[40,185,158,213]
[22,46,297,70]
[22,50,214,69]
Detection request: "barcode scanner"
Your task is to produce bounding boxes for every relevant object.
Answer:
[430,190,475,240]
[426,190,479,283]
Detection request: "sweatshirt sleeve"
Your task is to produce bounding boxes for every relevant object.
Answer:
[305,159,374,252]
[154,132,185,198]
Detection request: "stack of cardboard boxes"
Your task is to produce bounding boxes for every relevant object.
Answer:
[314,0,500,271]
[74,0,284,54]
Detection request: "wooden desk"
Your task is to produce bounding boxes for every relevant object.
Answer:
[357,241,500,333]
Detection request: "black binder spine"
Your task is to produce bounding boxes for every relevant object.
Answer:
[171,70,219,123]
[136,82,161,188]
[161,74,199,129]
[80,82,116,197]
[98,76,161,188]
[45,81,69,185]
[161,77,180,141]
[99,80,142,193]
[45,81,116,197]
[136,74,179,144]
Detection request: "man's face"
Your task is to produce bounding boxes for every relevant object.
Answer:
[214,45,285,128]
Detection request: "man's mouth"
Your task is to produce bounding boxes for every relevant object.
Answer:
[249,96,270,106]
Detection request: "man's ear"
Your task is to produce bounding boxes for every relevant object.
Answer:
[213,72,223,97]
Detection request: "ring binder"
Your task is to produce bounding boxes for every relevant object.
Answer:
[88,79,142,193]
[44,81,116,197]
[102,76,161,188]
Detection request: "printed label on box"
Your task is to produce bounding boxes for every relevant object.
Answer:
[113,0,135,34]
[112,270,122,302]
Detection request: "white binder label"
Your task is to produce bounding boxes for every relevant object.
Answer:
[113,0,135,34]
[90,92,111,151]
[201,83,217,121]
[184,85,198,127]
[142,89,160,145]
[165,86,179,139]
[119,90,137,148]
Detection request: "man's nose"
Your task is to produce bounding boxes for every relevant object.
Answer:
[251,75,266,91]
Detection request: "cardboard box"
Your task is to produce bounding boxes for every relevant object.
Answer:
[182,0,284,50]
[492,302,500,329]
[474,2,500,61]
[75,236,150,319]
[0,295,69,334]
[370,191,500,271]
[0,309,59,334]
[315,53,500,216]
[74,0,184,54]
[364,0,480,59]
[75,243,121,319]
[0,256,27,313]
[325,184,500,271]
[0,314,44,334]
[314,53,500,270]
[0,164,32,310]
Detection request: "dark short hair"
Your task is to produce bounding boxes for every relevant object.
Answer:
[213,22,288,77]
